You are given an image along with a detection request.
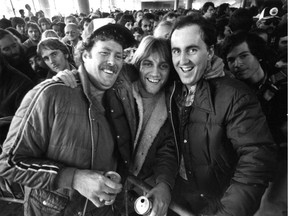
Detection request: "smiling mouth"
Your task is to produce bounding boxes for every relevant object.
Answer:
[147,78,160,83]
[180,66,194,72]
[103,68,116,75]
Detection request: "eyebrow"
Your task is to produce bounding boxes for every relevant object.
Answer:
[42,50,58,58]
[228,50,250,58]
[186,45,200,50]
[102,46,122,54]
[171,44,199,50]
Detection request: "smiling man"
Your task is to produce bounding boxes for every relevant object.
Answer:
[0,18,135,216]
[167,16,277,216]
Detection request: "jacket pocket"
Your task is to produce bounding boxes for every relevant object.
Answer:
[27,189,69,216]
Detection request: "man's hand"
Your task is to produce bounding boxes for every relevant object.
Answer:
[52,69,78,88]
[146,182,171,216]
[72,170,123,207]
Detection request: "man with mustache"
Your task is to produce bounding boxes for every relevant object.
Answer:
[26,46,49,83]
[0,18,135,216]
[0,29,37,82]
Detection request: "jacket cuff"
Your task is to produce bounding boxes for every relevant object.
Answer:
[55,167,77,190]
[156,175,174,191]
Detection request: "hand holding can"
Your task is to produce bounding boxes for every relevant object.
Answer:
[103,171,121,205]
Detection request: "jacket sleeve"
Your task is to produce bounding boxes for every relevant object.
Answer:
[0,83,76,191]
[219,91,277,216]
[154,120,179,190]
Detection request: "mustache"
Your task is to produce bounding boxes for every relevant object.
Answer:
[9,53,20,59]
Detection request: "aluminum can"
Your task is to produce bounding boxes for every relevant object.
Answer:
[105,171,121,183]
[104,171,121,205]
[134,196,152,215]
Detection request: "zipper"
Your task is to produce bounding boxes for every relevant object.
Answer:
[82,106,95,215]
[169,82,180,165]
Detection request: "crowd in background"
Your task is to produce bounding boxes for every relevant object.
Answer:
[0,0,286,215]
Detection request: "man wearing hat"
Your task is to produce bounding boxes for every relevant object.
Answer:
[256,6,282,35]
[0,18,135,216]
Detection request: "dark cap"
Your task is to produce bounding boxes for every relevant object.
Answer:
[259,7,281,20]
[0,18,12,29]
[81,18,135,48]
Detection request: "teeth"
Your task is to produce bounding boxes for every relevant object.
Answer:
[103,69,113,74]
[147,78,160,83]
[180,67,193,72]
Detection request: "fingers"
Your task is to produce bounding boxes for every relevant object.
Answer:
[104,178,122,193]
[90,196,105,208]
[150,201,168,216]
[61,70,77,88]
[51,69,78,88]
[51,76,60,82]
[146,191,169,216]
[94,191,117,206]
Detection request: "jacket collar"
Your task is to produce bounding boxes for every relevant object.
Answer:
[174,79,215,114]
[78,64,93,104]
[194,79,215,114]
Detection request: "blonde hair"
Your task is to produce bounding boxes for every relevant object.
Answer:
[131,35,172,70]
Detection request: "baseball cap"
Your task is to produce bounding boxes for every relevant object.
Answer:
[81,18,135,49]
[259,7,281,20]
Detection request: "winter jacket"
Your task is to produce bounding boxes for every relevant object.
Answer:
[168,77,277,216]
[248,69,287,146]
[112,76,179,215]
[0,64,133,216]
[130,82,179,188]
[0,63,34,144]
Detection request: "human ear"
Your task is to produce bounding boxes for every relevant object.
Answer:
[208,45,214,61]
[82,50,91,62]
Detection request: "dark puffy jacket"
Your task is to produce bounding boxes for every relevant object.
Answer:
[0,64,133,216]
[168,77,277,216]
[0,62,34,144]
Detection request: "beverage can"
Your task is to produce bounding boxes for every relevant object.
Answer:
[105,171,121,183]
[134,196,152,215]
[103,171,121,205]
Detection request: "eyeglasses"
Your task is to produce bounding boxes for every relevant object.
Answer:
[263,18,279,26]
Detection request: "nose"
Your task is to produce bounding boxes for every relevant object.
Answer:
[49,56,56,65]
[234,57,242,68]
[10,47,17,55]
[107,55,115,66]
[179,52,189,65]
[151,65,159,76]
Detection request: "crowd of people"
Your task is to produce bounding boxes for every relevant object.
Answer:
[0,1,286,216]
